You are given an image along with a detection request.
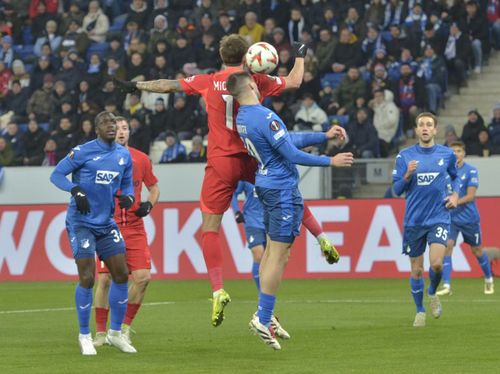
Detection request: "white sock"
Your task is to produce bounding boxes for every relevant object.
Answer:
[486,277,494,283]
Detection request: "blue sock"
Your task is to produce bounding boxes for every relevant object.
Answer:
[109,281,128,331]
[410,278,425,313]
[75,284,93,335]
[442,255,452,286]
[252,262,261,292]
[477,253,492,279]
[428,267,442,295]
[257,292,276,327]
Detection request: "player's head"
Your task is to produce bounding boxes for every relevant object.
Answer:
[95,111,117,143]
[227,71,260,101]
[450,140,466,164]
[415,112,437,145]
[115,116,130,146]
[219,34,249,66]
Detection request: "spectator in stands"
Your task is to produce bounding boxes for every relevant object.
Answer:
[104,57,127,82]
[214,12,238,40]
[20,119,48,166]
[294,93,328,132]
[467,129,500,156]
[30,1,57,38]
[383,0,406,30]
[96,79,124,110]
[288,8,309,44]
[404,3,427,44]
[55,57,80,92]
[127,0,149,29]
[123,20,148,52]
[60,3,85,35]
[0,60,11,98]
[51,116,75,158]
[315,28,337,74]
[26,73,56,122]
[361,24,385,65]
[318,81,337,115]
[166,95,197,140]
[419,21,446,57]
[3,80,30,123]
[372,89,400,157]
[270,96,294,130]
[197,13,218,40]
[10,60,30,89]
[196,32,221,72]
[187,135,207,163]
[2,4,23,45]
[0,35,16,69]
[488,0,500,50]
[464,0,489,73]
[170,35,196,72]
[129,115,151,155]
[124,91,150,125]
[83,0,110,43]
[34,20,62,57]
[345,108,379,158]
[149,15,176,52]
[417,44,446,114]
[1,122,23,158]
[365,0,385,28]
[342,7,366,39]
[175,16,198,43]
[331,28,363,73]
[149,54,174,81]
[105,36,126,65]
[317,6,340,37]
[331,67,367,115]
[193,0,219,26]
[159,132,187,163]
[0,136,14,166]
[150,97,169,141]
[462,109,487,153]
[296,70,322,101]
[59,20,90,57]
[488,102,500,146]
[444,22,471,91]
[40,138,60,166]
[386,24,410,60]
[30,56,56,92]
[85,53,104,90]
[74,119,96,145]
[443,124,459,147]
[370,63,391,92]
[262,18,277,44]
[126,52,147,81]
[241,0,263,21]
[239,11,264,44]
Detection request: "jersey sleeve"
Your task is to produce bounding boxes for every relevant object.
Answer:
[178,74,211,96]
[253,74,286,97]
[261,115,289,149]
[49,146,87,192]
[468,167,479,189]
[142,156,158,188]
[446,152,460,193]
[120,152,134,197]
[392,153,409,196]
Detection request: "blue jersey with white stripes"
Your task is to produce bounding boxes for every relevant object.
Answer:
[451,162,480,224]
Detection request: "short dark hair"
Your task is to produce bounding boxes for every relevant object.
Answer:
[450,140,465,150]
[226,71,252,97]
[94,111,116,128]
[415,112,438,127]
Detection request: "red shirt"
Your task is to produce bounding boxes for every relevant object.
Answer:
[114,147,158,228]
[178,67,286,159]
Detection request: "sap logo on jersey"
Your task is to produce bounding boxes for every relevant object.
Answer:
[95,170,119,184]
[417,172,439,186]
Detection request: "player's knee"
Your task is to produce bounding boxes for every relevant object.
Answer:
[111,269,129,284]
[430,262,442,273]
[411,268,424,278]
[134,272,151,289]
[471,247,482,257]
[80,272,95,288]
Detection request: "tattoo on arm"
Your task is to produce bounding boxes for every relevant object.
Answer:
[136,80,183,93]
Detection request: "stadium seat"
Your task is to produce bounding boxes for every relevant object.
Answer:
[22,26,33,45]
[108,13,128,33]
[14,44,35,63]
[328,115,349,127]
[85,42,109,61]
[320,73,345,89]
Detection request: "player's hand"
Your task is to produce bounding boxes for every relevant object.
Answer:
[119,195,135,210]
[292,42,307,58]
[404,160,418,181]
[330,152,354,167]
[235,211,245,224]
[114,78,138,94]
[71,186,90,214]
[135,201,153,217]
[325,125,346,142]
[445,193,459,209]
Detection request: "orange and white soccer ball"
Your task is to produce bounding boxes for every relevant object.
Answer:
[245,42,279,74]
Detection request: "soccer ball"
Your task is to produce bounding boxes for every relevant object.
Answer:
[245,42,279,74]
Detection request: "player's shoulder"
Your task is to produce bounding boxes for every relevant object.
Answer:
[128,146,149,160]
[435,144,453,155]
[68,140,95,158]
[252,73,284,86]
[464,162,478,174]
[398,144,417,158]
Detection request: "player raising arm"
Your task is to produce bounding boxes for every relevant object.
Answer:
[392,112,460,328]
[227,71,353,350]
[93,117,160,347]
[114,34,340,327]
[436,141,494,296]
[50,112,137,355]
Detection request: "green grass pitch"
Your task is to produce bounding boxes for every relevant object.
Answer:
[0,278,498,373]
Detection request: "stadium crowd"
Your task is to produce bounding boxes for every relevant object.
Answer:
[1,0,500,166]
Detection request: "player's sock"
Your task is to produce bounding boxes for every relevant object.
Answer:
[442,256,452,286]
[302,205,324,239]
[252,262,261,291]
[257,292,276,327]
[95,307,109,333]
[476,253,493,280]
[201,231,224,292]
[428,267,442,296]
[123,303,141,326]
[109,281,128,331]
[410,278,425,313]
[75,284,93,335]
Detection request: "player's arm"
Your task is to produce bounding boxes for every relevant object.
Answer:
[289,125,346,149]
[282,42,307,90]
[392,154,414,196]
[135,160,161,217]
[458,168,479,206]
[231,181,245,224]
[114,78,184,93]
[445,152,460,209]
[118,155,135,210]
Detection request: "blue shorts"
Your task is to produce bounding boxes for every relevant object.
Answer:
[66,221,126,261]
[255,186,303,244]
[402,224,450,258]
[450,222,482,247]
[244,226,267,249]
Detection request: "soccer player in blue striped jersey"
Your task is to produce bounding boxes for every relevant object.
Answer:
[50,112,137,355]
[227,71,354,350]
[392,112,460,327]
[436,141,494,296]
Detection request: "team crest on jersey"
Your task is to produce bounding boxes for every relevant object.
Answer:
[184,76,195,83]
[95,170,119,184]
[118,157,125,166]
[438,158,444,166]
[69,151,75,159]
[269,120,280,131]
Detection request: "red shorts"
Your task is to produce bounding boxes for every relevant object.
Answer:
[97,226,151,273]
[200,154,257,214]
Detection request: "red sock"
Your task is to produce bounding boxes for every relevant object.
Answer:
[123,303,141,326]
[302,205,323,238]
[95,307,109,333]
[201,231,224,292]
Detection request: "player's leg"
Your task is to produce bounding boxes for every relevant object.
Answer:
[466,224,494,294]
[93,267,111,346]
[436,239,455,296]
[246,226,266,292]
[302,205,339,264]
[427,242,446,319]
[250,245,264,291]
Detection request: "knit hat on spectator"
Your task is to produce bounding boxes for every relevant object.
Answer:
[273,27,285,36]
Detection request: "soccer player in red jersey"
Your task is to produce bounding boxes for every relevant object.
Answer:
[93,116,160,346]
[115,34,340,327]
